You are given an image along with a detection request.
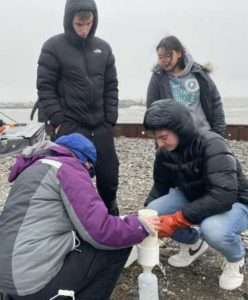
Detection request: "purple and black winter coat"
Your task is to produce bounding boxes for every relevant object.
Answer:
[0,142,147,296]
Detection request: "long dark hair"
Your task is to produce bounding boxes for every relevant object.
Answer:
[156,35,186,69]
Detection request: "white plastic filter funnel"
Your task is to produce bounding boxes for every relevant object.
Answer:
[137,209,160,269]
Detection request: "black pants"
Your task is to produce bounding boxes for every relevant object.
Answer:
[11,242,131,300]
[54,121,119,215]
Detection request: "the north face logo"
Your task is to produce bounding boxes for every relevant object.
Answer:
[93,49,102,54]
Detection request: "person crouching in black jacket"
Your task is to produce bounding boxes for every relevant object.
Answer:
[143,99,248,291]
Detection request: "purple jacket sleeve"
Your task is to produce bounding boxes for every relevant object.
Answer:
[57,163,148,250]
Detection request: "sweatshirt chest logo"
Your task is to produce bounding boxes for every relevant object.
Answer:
[93,48,102,54]
[184,78,199,93]
[170,77,200,105]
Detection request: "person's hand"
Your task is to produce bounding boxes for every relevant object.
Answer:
[139,215,161,235]
[159,211,192,237]
[54,124,61,135]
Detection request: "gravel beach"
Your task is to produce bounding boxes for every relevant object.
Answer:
[0,137,248,299]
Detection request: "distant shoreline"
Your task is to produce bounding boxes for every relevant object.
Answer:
[0,103,35,109]
[0,97,247,110]
[0,99,146,109]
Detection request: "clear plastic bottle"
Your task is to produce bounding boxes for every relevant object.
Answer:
[138,268,159,300]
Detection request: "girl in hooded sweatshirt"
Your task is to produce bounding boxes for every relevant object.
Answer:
[146,35,226,137]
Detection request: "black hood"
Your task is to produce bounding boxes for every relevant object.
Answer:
[63,0,98,47]
[143,99,198,148]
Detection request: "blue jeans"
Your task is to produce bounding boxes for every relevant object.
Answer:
[148,188,248,262]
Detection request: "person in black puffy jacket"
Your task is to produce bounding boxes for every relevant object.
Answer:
[36,0,119,215]
[143,99,248,291]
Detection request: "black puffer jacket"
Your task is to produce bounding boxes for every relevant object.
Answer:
[37,0,118,128]
[146,63,226,137]
[144,99,248,224]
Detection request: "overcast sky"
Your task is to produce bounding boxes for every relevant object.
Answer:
[0,0,247,102]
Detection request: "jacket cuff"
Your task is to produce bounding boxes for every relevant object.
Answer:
[50,112,64,128]
[175,211,192,227]
[105,112,118,126]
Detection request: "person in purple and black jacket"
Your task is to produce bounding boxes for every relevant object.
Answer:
[0,133,159,300]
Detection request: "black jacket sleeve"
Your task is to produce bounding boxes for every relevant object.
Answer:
[103,49,118,125]
[146,73,161,108]
[37,40,64,127]
[183,137,238,224]
[206,74,226,137]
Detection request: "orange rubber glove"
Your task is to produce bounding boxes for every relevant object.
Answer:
[159,211,192,237]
